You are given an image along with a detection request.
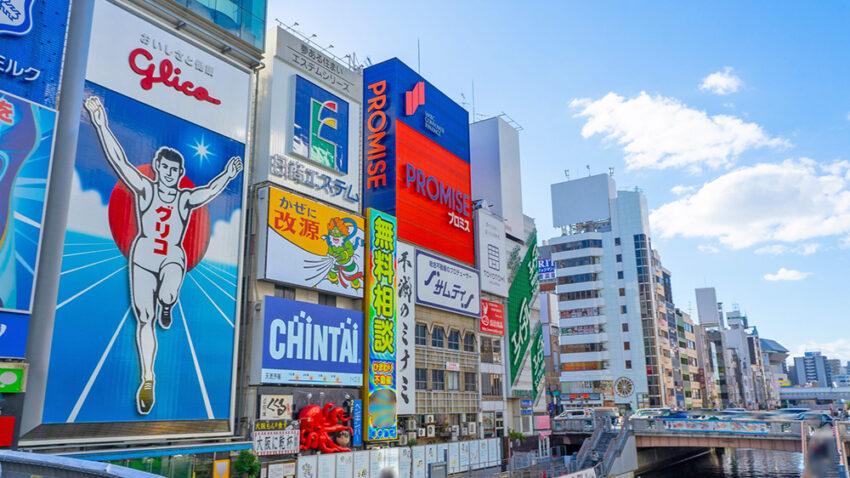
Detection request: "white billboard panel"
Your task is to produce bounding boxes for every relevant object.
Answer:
[475,209,508,297]
[396,242,416,415]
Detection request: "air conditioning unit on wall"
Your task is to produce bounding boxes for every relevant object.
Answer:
[467,422,478,434]
[425,414,435,424]
[417,428,426,437]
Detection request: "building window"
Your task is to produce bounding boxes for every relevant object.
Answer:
[621,305,628,314]
[463,333,476,352]
[464,372,477,392]
[415,368,428,390]
[481,373,503,397]
[481,337,502,364]
[447,371,460,391]
[561,361,605,372]
[431,370,445,390]
[619,288,625,297]
[274,285,295,300]
[318,293,336,307]
[617,271,624,280]
[559,290,601,301]
[432,326,445,348]
[625,360,632,369]
[615,237,621,246]
[624,341,630,350]
[448,329,460,350]
[616,254,622,263]
[622,323,629,332]
[415,323,427,346]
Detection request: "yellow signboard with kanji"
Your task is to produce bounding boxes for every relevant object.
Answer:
[262,187,365,297]
[363,208,398,441]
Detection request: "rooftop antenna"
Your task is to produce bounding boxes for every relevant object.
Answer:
[609,166,614,177]
[586,165,591,176]
[472,80,476,121]
[417,38,421,73]
[564,169,570,180]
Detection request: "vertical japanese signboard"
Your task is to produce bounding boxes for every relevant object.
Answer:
[530,324,545,401]
[507,232,538,384]
[363,208,397,441]
[396,242,415,415]
[0,0,71,358]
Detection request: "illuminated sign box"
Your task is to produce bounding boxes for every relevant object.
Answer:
[362,58,474,265]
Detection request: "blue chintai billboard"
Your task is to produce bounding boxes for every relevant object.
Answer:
[261,297,364,386]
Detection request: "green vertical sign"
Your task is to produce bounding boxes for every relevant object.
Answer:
[531,324,545,400]
[507,232,538,385]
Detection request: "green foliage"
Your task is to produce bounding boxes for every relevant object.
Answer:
[233,450,261,478]
[508,428,525,441]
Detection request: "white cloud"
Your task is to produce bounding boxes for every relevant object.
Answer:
[754,243,820,256]
[204,209,243,265]
[570,92,787,171]
[650,159,850,249]
[671,185,696,196]
[66,171,111,238]
[697,244,719,254]
[700,67,744,95]
[763,267,812,282]
[794,340,850,364]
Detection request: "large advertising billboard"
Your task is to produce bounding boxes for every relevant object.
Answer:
[415,250,480,318]
[475,209,508,297]
[262,297,363,386]
[362,58,474,265]
[258,187,364,298]
[507,232,538,385]
[256,28,362,212]
[363,208,397,441]
[38,0,250,432]
[0,0,71,358]
[396,241,415,415]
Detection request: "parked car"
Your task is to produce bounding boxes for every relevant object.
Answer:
[797,412,834,427]
[776,407,810,416]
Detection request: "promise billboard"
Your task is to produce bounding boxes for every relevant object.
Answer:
[362,58,473,265]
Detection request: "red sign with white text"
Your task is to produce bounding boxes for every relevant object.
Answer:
[396,121,474,264]
[480,299,505,335]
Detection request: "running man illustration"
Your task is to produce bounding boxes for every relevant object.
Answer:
[84,96,243,415]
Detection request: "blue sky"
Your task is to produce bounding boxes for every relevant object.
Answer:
[271,1,850,362]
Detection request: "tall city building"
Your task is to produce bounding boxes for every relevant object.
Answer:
[759,338,790,408]
[793,351,833,387]
[548,173,668,410]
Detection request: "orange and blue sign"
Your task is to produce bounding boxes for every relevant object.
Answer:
[293,75,349,174]
[362,58,473,265]
[363,208,397,441]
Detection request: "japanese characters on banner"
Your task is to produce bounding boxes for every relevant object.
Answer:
[261,297,363,386]
[260,394,294,420]
[415,250,481,318]
[41,0,250,430]
[396,242,416,415]
[259,187,364,298]
[0,0,71,358]
[480,299,505,336]
[475,209,508,297]
[507,232,539,385]
[254,420,300,456]
[530,324,545,401]
[260,28,362,212]
[363,208,397,441]
[538,259,555,282]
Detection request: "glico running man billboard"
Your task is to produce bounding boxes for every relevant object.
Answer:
[0,0,71,358]
[362,58,473,265]
[37,0,250,434]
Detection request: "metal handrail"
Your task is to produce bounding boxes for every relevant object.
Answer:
[599,418,631,476]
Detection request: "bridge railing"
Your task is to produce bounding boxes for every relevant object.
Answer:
[631,417,802,437]
[837,421,850,439]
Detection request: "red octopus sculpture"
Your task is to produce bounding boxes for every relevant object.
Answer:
[298,402,353,453]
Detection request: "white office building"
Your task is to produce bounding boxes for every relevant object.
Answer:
[548,174,666,410]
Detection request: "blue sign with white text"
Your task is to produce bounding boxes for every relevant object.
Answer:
[293,75,349,174]
[0,0,71,109]
[262,296,364,386]
[351,398,363,447]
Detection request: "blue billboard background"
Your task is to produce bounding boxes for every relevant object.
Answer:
[262,297,364,386]
[362,58,470,216]
[0,0,71,109]
[42,81,245,423]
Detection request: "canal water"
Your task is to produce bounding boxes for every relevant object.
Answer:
[639,449,804,477]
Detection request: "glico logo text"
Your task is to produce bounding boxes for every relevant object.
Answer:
[128,48,221,105]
